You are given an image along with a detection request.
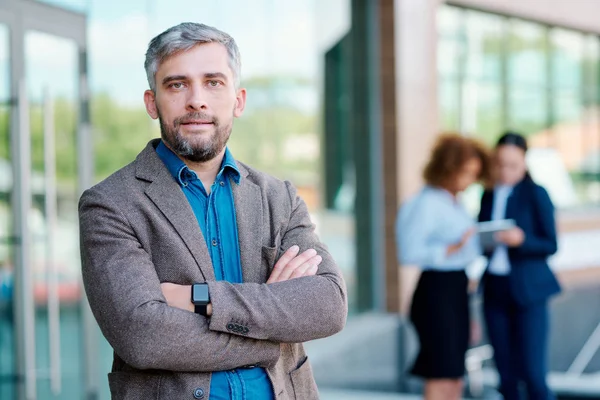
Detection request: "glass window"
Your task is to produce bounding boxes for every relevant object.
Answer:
[508,88,548,136]
[439,6,600,209]
[33,0,89,14]
[25,30,83,399]
[464,82,503,144]
[438,38,463,78]
[508,20,547,86]
[439,78,461,131]
[465,11,503,82]
[552,28,584,90]
[0,23,14,400]
[438,5,463,38]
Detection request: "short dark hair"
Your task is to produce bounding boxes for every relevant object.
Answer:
[496,131,528,152]
[423,133,492,189]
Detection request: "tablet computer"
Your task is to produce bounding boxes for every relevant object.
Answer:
[477,219,516,251]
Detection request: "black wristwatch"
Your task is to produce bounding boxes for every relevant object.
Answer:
[191,283,210,316]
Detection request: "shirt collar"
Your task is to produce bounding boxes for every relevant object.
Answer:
[156,140,241,187]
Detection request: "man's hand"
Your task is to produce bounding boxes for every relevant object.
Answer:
[266,245,322,284]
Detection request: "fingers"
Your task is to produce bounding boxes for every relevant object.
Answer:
[267,245,300,283]
[462,227,476,242]
[277,249,318,282]
[267,246,322,283]
[290,255,322,279]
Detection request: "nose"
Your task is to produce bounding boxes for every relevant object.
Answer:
[186,85,208,112]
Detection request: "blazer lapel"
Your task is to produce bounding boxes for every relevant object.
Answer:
[232,165,264,283]
[480,190,494,222]
[505,182,523,220]
[136,141,215,281]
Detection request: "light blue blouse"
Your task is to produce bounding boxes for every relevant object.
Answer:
[396,186,480,270]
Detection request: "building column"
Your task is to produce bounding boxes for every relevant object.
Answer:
[394,0,441,311]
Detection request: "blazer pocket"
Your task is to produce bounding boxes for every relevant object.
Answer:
[262,245,279,268]
[289,356,319,400]
[108,371,160,400]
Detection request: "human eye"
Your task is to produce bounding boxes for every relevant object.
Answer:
[207,80,222,88]
[168,82,185,90]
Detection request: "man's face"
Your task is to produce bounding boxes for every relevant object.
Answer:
[144,42,246,162]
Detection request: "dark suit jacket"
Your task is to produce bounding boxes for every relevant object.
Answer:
[479,176,561,306]
[79,140,348,399]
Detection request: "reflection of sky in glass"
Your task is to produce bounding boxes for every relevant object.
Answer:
[552,29,584,88]
[86,0,349,106]
[35,0,89,14]
[0,25,8,102]
[25,31,77,102]
[438,5,462,37]
[465,11,502,80]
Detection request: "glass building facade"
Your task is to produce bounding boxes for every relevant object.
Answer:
[1,0,378,398]
[439,4,600,210]
[2,0,600,399]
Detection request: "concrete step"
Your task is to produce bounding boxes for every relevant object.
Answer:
[319,389,422,400]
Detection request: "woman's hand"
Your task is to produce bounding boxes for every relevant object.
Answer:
[447,227,476,256]
[495,227,525,247]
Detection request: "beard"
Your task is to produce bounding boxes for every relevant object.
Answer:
[158,107,234,163]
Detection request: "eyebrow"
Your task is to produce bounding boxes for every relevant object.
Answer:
[162,75,188,85]
[162,72,229,86]
[204,72,228,81]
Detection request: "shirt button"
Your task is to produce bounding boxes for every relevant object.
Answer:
[211,239,217,247]
[219,181,225,186]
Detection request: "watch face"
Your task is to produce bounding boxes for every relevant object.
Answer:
[192,284,209,304]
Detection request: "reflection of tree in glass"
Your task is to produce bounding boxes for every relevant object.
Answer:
[91,75,319,185]
[0,77,321,188]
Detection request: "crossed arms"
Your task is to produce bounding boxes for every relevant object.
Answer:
[78,183,347,372]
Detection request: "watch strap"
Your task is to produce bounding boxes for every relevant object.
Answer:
[195,303,208,316]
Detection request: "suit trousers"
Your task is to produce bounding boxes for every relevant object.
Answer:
[483,274,555,400]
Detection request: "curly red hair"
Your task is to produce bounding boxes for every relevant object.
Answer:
[423,133,492,189]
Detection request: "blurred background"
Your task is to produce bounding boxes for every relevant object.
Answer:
[1,0,600,399]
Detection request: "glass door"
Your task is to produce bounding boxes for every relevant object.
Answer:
[0,22,15,400]
[25,30,83,400]
[0,1,92,399]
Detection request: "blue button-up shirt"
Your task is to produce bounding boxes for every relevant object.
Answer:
[156,141,274,400]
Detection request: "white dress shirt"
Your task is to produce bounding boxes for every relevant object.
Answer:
[488,185,513,276]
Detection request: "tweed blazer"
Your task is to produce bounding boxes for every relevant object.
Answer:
[79,139,348,400]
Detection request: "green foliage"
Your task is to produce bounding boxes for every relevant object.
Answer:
[91,92,157,182]
[0,77,320,186]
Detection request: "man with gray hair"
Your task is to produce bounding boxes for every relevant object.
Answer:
[79,22,347,400]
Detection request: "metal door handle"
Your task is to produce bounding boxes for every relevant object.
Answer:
[14,78,37,400]
[43,87,61,395]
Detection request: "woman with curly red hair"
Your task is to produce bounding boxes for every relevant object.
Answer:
[396,133,492,400]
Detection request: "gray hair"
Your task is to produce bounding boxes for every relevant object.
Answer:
[145,22,241,92]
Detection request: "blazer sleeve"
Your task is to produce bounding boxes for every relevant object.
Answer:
[207,181,348,343]
[79,187,281,371]
[513,185,558,257]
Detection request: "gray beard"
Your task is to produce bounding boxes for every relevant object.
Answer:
[158,109,233,163]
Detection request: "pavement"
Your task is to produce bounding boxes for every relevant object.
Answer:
[320,389,422,400]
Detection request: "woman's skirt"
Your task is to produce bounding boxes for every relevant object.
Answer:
[409,269,469,379]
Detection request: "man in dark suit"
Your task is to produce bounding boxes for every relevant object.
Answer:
[79,22,347,400]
